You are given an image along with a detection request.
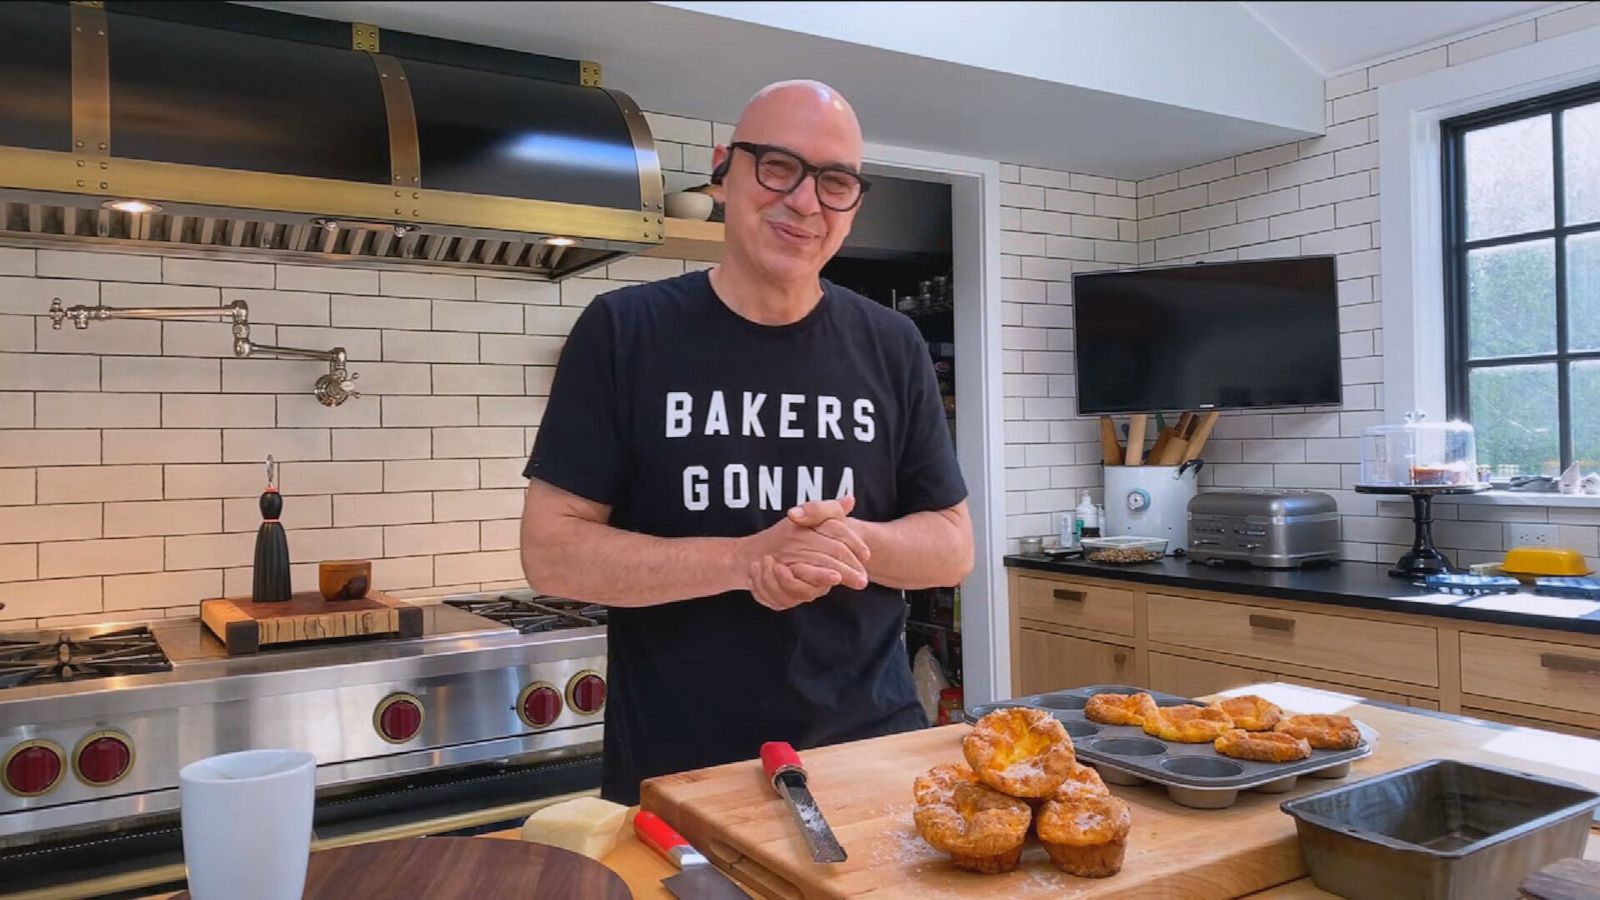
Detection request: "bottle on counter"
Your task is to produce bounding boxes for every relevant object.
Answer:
[1077,493,1101,541]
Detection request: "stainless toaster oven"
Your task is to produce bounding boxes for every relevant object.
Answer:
[1187,490,1339,568]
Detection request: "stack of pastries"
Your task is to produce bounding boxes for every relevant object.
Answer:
[912,707,1133,878]
[1083,691,1362,763]
[911,694,1363,879]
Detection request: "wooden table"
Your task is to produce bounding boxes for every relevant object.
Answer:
[601,682,1600,890]
[569,826,1599,899]
[139,687,1600,899]
[483,826,679,900]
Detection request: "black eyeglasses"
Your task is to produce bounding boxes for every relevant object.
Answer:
[721,141,871,212]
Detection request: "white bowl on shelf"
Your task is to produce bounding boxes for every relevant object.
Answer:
[664,191,714,221]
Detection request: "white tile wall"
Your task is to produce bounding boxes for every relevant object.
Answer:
[998,159,1138,542]
[0,470,35,506]
[0,209,707,624]
[1045,4,1600,569]
[103,429,221,465]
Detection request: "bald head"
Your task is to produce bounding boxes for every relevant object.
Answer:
[711,79,864,294]
[731,80,862,165]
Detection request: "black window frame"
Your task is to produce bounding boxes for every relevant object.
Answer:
[1442,80,1600,474]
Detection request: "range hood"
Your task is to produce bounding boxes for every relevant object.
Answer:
[0,1,664,280]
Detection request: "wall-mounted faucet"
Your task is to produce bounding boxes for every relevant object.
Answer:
[47,298,360,406]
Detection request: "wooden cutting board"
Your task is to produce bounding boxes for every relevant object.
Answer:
[171,837,629,900]
[200,589,422,654]
[640,701,1600,900]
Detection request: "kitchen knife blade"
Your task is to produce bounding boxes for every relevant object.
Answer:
[663,867,749,900]
[759,741,847,863]
[634,810,748,900]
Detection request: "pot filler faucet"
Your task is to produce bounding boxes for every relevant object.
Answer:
[48,297,360,407]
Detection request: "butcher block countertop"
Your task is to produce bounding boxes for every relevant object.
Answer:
[624,688,1600,899]
[137,688,1600,899]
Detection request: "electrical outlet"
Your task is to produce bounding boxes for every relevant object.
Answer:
[1505,524,1559,548]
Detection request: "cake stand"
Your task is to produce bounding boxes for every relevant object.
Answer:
[1353,483,1490,578]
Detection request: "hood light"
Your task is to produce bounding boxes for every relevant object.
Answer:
[103,200,162,215]
[543,237,576,247]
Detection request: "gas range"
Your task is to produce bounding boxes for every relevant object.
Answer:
[0,589,608,898]
[443,594,610,634]
[0,627,173,688]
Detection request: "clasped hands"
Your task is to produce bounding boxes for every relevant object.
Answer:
[742,496,870,611]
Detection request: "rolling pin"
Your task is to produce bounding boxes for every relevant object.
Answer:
[1099,417,1123,466]
[1149,412,1198,465]
[1154,432,1190,466]
[1148,428,1172,464]
[1125,414,1148,465]
[1181,411,1220,462]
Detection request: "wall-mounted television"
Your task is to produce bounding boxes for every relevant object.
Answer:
[1072,256,1343,415]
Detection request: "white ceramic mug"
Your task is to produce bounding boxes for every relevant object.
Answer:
[179,749,316,900]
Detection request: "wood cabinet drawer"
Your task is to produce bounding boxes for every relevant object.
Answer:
[1461,633,1600,717]
[1017,629,1136,696]
[1461,706,1600,740]
[1271,672,1427,709]
[1016,577,1135,636]
[1147,593,1439,687]
[1148,652,1272,698]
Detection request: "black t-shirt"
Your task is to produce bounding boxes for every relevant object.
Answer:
[524,270,967,804]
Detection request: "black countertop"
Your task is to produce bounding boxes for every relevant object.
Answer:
[1004,554,1600,636]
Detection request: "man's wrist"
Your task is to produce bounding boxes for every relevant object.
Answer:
[850,518,883,565]
[722,535,754,593]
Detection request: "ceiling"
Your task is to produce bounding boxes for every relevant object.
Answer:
[250,2,1567,178]
[1243,1,1559,74]
[252,1,1314,180]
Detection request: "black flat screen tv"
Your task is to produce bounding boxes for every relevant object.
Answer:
[1072,256,1343,415]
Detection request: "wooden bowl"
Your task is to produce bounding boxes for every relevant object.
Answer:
[319,559,371,601]
[172,836,629,900]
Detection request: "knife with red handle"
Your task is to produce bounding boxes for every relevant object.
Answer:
[634,810,748,899]
[760,741,847,863]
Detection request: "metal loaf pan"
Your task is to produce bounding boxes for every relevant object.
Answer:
[966,684,1374,810]
[1280,759,1600,900]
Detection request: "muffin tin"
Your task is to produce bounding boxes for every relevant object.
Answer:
[965,684,1377,810]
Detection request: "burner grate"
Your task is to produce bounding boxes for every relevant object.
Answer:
[0,628,172,688]
[443,596,608,634]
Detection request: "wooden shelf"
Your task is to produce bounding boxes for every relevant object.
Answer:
[644,217,724,262]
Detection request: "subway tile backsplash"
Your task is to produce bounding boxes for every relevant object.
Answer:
[998,4,1600,569]
[0,245,712,626]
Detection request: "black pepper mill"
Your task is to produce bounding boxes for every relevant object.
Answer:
[252,455,292,603]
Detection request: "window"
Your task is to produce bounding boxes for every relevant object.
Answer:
[1443,82,1600,479]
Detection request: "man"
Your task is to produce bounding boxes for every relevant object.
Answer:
[520,80,973,805]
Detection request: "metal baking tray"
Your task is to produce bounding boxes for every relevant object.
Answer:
[1281,759,1600,900]
[965,684,1376,810]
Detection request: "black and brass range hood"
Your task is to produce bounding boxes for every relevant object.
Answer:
[0,1,664,280]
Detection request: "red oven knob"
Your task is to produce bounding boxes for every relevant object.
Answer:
[568,671,606,715]
[74,731,134,787]
[374,693,424,743]
[517,683,563,729]
[4,740,65,797]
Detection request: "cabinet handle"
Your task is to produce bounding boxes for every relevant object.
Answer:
[1248,614,1296,632]
[1052,589,1085,603]
[1541,652,1600,676]
[1113,651,1128,665]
